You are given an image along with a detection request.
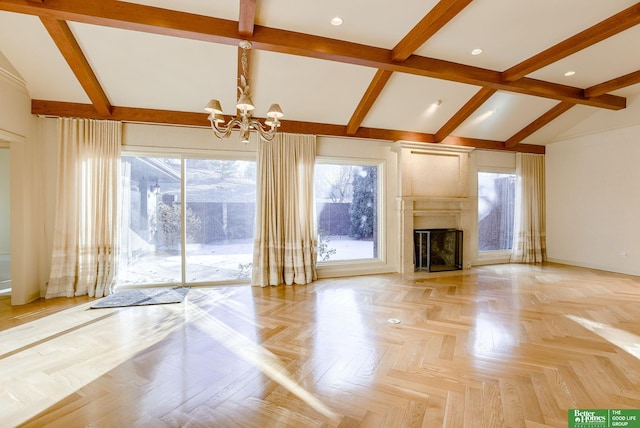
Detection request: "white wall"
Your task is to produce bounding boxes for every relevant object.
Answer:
[38,118,60,296]
[0,148,9,253]
[546,123,640,276]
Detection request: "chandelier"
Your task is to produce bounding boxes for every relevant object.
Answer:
[205,40,283,143]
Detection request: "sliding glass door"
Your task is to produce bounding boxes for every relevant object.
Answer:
[119,156,182,286]
[184,158,255,283]
[118,155,256,287]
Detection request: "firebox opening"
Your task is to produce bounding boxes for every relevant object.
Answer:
[414,229,463,272]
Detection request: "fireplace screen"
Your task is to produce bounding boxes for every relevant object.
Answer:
[414,229,463,272]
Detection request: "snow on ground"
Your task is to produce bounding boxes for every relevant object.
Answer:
[118,238,374,286]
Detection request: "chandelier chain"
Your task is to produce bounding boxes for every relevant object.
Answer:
[240,45,249,86]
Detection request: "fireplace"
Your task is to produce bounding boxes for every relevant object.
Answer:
[414,229,463,272]
[397,142,474,274]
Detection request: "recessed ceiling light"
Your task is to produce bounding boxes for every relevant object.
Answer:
[564,70,576,77]
[425,100,442,115]
[330,16,343,26]
[471,48,483,56]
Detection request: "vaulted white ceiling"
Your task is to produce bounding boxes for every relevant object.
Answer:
[0,0,639,152]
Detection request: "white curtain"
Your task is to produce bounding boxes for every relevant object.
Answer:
[46,118,121,298]
[511,153,547,263]
[252,133,317,286]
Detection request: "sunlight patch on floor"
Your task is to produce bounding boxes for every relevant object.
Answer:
[184,300,341,424]
[566,314,640,360]
[0,302,188,426]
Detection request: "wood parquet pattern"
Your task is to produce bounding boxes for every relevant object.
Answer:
[1,263,640,427]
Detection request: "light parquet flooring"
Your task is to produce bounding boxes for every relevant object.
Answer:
[1,263,640,427]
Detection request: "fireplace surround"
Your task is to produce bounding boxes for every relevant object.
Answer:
[396,142,474,273]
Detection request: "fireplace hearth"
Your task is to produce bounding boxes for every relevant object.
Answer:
[414,229,463,272]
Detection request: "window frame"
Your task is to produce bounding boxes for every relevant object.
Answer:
[119,147,257,287]
[476,167,516,265]
[314,156,386,267]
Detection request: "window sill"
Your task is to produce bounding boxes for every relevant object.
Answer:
[317,258,395,278]
[476,250,511,265]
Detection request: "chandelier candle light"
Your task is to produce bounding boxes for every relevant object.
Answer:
[205,40,284,143]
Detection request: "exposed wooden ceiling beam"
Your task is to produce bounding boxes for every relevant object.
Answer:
[30,99,437,143]
[31,99,545,152]
[502,76,623,109]
[346,70,393,135]
[238,0,256,38]
[585,69,640,98]
[0,0,241,44]
[0,0,625,110]
[348,1,473,135]
[33,100,208,126]
[505,102,574,148]
[435,87,496,142]
[502,3,640,82]
[31,99,540,153]
[391,0,474,62]
[283,121,438,144]
[255,35,625,109]
[40,17,111,116]
[441,136,544,154]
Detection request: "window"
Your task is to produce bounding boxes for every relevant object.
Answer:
[314,163,379,262]
[478,172,515,251]
[119,155,255,286]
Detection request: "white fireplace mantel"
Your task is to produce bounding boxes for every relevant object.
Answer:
[397,196,471,214]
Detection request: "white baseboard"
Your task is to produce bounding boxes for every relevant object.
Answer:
[547,257,640,277]
[317,260,397,279]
